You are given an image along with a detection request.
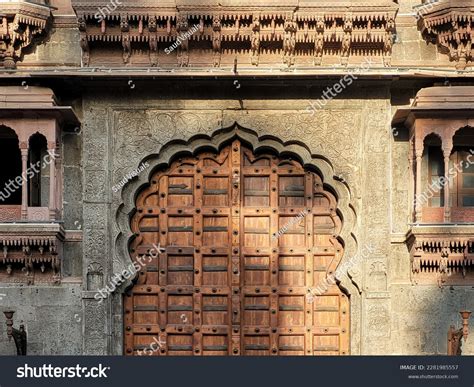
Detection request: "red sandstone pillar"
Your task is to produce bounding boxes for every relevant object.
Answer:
[443,139,453,223]
[20,146,28,220]
[415,149,423,223]
[48,144,56,221]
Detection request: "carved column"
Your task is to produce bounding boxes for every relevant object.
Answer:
[120,16,131,64]
[212,16,222,67]
[148,16,158,67]
[20,145,28,220]
[176,13,189,67]
[383,17,395,67]
[314,16,324,66]
[443,139,453,223]
[283,15,297,67]
[341,14,352,66]
[0,4,50,70]
[408,137,415,222]
[48,143,56,221]
[78,17,90,67]
[251,15,260,66]
[415,145,423,223]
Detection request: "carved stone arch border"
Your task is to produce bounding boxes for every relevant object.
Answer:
[114,122,362,355]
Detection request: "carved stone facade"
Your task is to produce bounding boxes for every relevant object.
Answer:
[1,0,474,356]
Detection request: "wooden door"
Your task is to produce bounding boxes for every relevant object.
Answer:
[125,140,350,356]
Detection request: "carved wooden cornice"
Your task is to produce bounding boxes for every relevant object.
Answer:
[407,226,474,286]
[418,0,474,70]
[0,223,64,285]
[72,0,398,67]
[0,1,51,69]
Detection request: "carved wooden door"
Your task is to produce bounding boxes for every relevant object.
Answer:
[125,140,350,356]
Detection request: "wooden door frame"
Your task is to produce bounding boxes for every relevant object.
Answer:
[114,124,362,355]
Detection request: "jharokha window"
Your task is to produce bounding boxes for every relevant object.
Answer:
[0,129,52,211]
[393,86,474,286]
[0,126,22,206]
[449,150,474,208]
[0,86,79,285]
[0,126,59,222]
[422,127,474,223]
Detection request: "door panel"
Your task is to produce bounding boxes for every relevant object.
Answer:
[125,140,350,356]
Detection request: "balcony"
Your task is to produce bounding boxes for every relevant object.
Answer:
[417,0,474,70]
[408,224,474,286]
[394,86,474,285]
[0,86,79,284]
[0,223,64,285]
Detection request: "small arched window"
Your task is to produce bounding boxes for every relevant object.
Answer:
[449,128,474,208]
[0,126,22,205]
[425,134,444,207]
[427,127,474,209]
[28,133,48,208]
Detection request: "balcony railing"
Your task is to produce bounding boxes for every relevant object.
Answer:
[422,207,474,224]
[0,206,53,222]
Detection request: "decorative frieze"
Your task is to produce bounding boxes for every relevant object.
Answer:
[0,0,51,69]
[0,224,64,285]
[71,1,398,67]
[417,0,474,70]
[408,226,474,286]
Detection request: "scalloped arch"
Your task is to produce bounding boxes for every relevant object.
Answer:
[115,123,360,295]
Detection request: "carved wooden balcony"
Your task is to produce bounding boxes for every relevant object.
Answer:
[0,0,51,69]
[393,86,474,224]
[394,86,474,285]
[417,0,474,70]
[71,0,398,68]
[408,225,474,286]
[0,86,79,285]
[0,223,64,285]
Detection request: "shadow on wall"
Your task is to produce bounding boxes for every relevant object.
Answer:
[391,285,474,355]
[0,321,18,355]
[0,286,83,356]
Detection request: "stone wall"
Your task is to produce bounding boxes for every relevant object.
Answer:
[1,80,473,356]
[2,0,474,356]
[0,286,82,355]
